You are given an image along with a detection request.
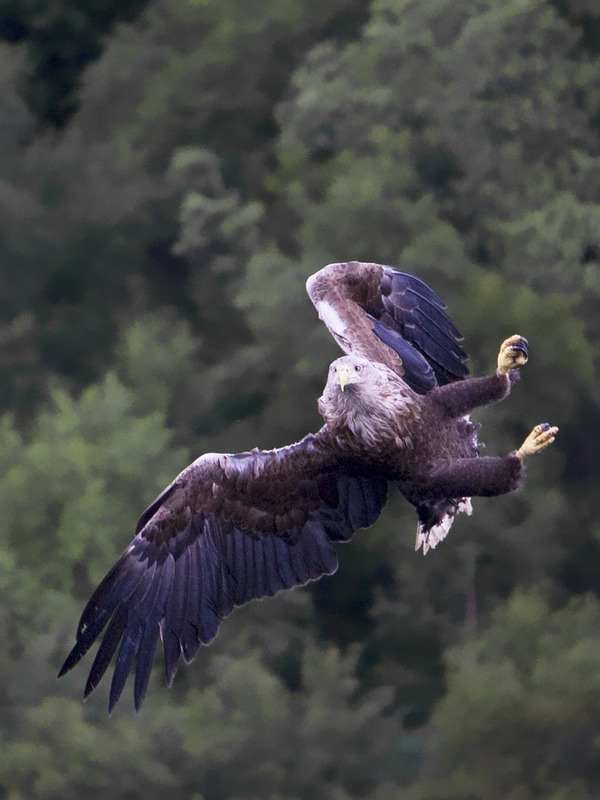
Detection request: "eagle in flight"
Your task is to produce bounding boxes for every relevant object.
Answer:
[59,262,558,711]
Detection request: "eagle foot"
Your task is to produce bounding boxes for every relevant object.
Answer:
[497,334,529,375]
[516,422,558,458]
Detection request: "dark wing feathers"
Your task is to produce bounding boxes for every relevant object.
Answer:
[134,482,178,535]
[306,262,468,391]
[376,269,468,384]
[379,268,450,315]
[59,436,388,711]
[367,320,436,393]
[316,473,388,541]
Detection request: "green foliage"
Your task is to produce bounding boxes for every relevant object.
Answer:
[0,0,151,127]
[0,0,369,417]
[408,592,600,799]
[275,0,600,290]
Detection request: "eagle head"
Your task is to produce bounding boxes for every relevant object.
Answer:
[317,356,376,417]
[332,356,373,392]
[318,356,396,419]
[317,355,420,452]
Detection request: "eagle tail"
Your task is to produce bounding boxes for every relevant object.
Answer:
[414,497,473,554]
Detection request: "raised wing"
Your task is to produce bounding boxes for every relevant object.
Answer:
[306,262,469,392]
[59,433,388,712]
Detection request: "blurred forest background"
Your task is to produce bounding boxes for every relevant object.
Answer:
[0,0,599,797]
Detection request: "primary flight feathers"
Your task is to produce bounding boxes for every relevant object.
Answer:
[60,262,557,711]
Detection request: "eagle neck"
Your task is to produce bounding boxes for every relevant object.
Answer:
[325,384,421,454]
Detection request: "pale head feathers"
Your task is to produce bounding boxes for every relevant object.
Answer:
[318,356,420,450]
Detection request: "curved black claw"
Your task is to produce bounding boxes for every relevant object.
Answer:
[498,334,529,376]
[509,336,529,360]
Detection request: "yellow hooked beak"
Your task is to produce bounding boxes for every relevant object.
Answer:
[338,365,351,392]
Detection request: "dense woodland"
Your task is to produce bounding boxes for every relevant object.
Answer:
[1,0,599,797]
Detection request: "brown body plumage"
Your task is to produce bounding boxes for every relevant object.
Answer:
[59,262,557,711]
[318,355,523,545]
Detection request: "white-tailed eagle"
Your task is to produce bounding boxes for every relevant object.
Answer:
[59,262,557,711]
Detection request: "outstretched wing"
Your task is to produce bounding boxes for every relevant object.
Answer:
[306,261,469,392]
[59,433,388,712]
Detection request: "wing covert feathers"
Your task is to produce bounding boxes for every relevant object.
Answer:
[59,438,388,711]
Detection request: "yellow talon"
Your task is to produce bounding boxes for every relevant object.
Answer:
[497,334,529,375]
[516,423,559,459]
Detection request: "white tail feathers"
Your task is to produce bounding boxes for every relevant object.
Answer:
[415,498,473,555]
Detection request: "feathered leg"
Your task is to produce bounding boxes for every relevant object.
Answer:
[410,454,522,555]
[427,334,529,419]
[412,422,558,553]
[421,419,557,496]
[422,454,523,499]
